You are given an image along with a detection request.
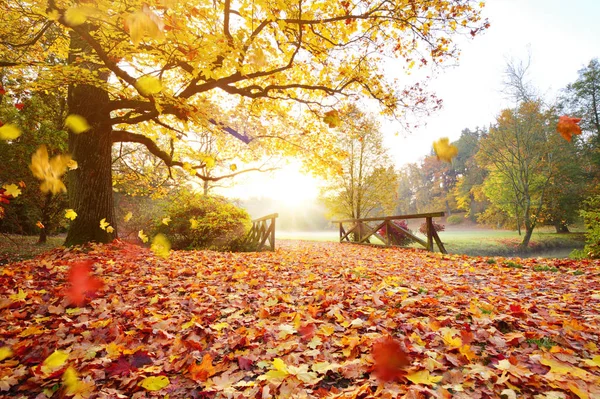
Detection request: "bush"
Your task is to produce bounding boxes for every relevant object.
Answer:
[579,194,600,259]
[446,215,464,225]
[155,193,251,250]
[419,220,445,235]
[377,220,412,246]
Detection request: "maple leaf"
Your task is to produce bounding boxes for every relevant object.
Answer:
[64,114,91,134]
[406,369,443,386]
[135,75,162,96]
[323,110,341,128]
[63,366,94,397]
[151,234,171,258]
[238,356,253,370]
[0,123,21,140]
[125,5,165,46]
[139,375,169,391]
[161,217,171,225]
[14,103,24,111]
[106,356,134,377]
[124,211,133,222]
[65,209,78,220]
[2,184,21,198]
[189,353,216,382]
[190,218,199,229]
[65,261,104,306]
[36,221,45,229]
[41,350,69,374]
[433,137,458,162]
[557,115,582,141]
[138,229,149,243]
[67,159,78,170]
[372,336,411,381]
[0,346,13,361]
[130,351,153,368]
[30,145,72,194]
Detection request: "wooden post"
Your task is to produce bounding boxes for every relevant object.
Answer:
[426,217,434,252]
[339,222,343,243]
[270,216,276,251]
[385,220,391,246]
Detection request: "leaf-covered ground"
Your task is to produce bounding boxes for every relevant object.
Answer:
[1,240,599,398]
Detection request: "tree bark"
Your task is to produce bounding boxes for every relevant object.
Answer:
[520,225,534,248]
[64,31,116,246]
[554,223,570,233]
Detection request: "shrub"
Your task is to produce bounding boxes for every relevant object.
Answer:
[156,193,251,250]
[446,215,464,225]
[579,194,600,259]
[377,220,412,246]
[418,220,445,235]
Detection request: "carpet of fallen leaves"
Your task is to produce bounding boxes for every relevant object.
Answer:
[1,240,600,399]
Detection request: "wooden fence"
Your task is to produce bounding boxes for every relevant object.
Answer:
[245,213,278,251]
[331,212,447,253]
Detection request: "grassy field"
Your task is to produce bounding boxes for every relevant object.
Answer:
[0,234,64,265]
[278,228,586,258]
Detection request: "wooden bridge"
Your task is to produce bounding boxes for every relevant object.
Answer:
[332,212,447,253]
[245,213,278,251]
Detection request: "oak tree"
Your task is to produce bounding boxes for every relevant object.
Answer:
[0,0,487,245]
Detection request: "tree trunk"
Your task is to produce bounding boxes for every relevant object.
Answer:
[520,225,534,248]
[64,31,116,246]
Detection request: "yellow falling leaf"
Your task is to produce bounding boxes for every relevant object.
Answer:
[139,375,170,391]
[583,355,600,368]
[0,123,21,140]
[41,350,69,374]
[99,218,110,230]
[151,234,171,258]
[190,218,199,229]
[182,162,196,176]
[124,211,133,222]
[162,217,171,225]
[323,110,341,128]
[67,159,78,170]
[47,9,60,21]
[0,346,13,361]
[64,6,95,27]
[406,369,443,386]
[230,164,237,171]
[65,114,91,134]
[202,156,215,169]
[65,209,78,220]
[30,145,72,194]
[2,183,21,198]
[106,226,114,234]
[433,137,458,163]
[62,366,93,396]
[135,76,162,96]
[125,5,165,46]
[138,229,149,243]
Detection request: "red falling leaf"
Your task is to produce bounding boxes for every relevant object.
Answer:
[65,260,104,306]
[557,115,582,141]
[0,86,5,95]
[15,103,25,111]
[372,336,411,381]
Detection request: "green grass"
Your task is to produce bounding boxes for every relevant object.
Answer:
[0,234,64,265]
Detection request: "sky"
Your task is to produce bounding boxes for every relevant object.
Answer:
[221,0,600,204]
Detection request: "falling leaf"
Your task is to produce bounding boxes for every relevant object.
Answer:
[190,218,199,229]
[30,145,72,194]
[64,6,95,26]
[161,217,171,225]
[65,260,104,306]
[203,156,215,169]
[138,375,170,391]
[106,226,114,233]
[323,110,341,128]
[15,103,24,111]
[135,76,162,96]
[151,234,171,258]
[36,221,45,229]
[124,5,165,45]
[372,336,411,381]
[99,218,110,231]
[67,159,78,170]
[65,209,78,220]
[138,230,149,243]
[433,137,458,162]
[0,123,21,140]
[41,350,69,374]
[230,164,237,171]
[2,184,21,198]
[62,366,93,397]
[406,369,443,386]
[124,211,133,222]
[557,115,582,142]
[65,114,91,134]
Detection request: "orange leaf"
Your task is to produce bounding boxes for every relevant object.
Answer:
[372,336,411,381]
[189,353,215,382]
[65,261,104,306]
[557,115,582,142]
